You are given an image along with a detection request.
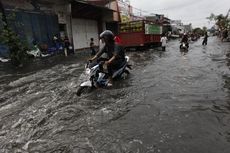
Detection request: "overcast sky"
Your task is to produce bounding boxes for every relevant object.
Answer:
[129,0,230,28]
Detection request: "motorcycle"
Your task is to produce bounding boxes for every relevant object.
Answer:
[180,42,188,53]
[76,56,131,96]
[27,45,51,58]
[48,44,74,56]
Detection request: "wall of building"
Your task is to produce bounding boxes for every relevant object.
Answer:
[1,0,61,47]
[2,0,117,50]
[51,4,73,43]
[2,0,33,10]
[72,18,99,50]
[107,1,120,22]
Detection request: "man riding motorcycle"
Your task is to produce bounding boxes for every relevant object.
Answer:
[90,30,126,85]
[180,33,189,49]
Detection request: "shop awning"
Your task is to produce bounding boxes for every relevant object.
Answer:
[71,0,114,20]
[86,0,115,6]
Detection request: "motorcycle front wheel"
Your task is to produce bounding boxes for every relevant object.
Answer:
[76,86,91,96]
[121,70,130,79]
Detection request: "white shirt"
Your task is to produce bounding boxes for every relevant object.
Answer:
[161,36,168,47]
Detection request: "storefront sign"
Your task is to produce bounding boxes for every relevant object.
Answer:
[57,11,66,24]
[145,24,162,34]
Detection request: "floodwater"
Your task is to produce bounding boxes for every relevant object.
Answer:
[0,37,230,153]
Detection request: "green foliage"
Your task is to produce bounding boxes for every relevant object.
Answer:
[193,27,205,35]
[207,12,230,30]
[206,13,216,21]
[202,26,207,31]
[0,12,29,66]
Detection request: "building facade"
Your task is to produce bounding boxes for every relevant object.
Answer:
[170,20,185,35]
[0,0,115,52]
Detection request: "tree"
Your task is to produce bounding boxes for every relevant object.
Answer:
[207,12,230,31]
[202,26,207,32]
[0,0,28,66]
[0,0,7,28]
[193,27,204,35]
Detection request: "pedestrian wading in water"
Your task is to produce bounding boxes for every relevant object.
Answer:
[161,34,168,51]
[202,32,208,46]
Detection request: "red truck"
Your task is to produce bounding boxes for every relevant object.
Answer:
[118,20,163,49]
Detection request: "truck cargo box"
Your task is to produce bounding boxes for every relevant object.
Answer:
[118,20,162,48]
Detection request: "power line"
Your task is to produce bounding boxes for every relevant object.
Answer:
[150,0,207,12]
[129,0,229,17]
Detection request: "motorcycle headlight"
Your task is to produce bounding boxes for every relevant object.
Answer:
[85,68,91,75]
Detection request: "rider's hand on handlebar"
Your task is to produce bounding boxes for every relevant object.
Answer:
[89,55,98,62]
[104,61,111,65]
[88,57,95,62]
[104,61,108,65]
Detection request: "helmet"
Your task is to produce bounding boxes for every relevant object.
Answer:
[99,30,114,44]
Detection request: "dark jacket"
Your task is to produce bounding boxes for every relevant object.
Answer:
[97,44,125,61]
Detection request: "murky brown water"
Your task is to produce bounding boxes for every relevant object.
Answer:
[0,37,230,153]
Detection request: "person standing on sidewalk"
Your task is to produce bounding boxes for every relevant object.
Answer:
[64,36,70,56]
[161,34,168,51]
[90,38,96,56]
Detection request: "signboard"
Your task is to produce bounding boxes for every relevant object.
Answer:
[145,24,162,34]
[57,11,67,24]
[132,15,146,21]
[118,0,131,23]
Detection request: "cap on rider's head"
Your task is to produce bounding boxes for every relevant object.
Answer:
[99,30,114,44]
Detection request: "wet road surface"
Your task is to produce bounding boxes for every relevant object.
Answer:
[0,37,230,153]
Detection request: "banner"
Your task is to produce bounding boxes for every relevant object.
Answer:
[145,24,162,34]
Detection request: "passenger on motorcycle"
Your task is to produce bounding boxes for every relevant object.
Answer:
[90,30,126,85]
[180,33,189,49]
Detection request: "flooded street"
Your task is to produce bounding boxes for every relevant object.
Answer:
[0,37,230,153]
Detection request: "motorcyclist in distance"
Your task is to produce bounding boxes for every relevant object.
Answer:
[90,30,126,85]
[180,33,189,49]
